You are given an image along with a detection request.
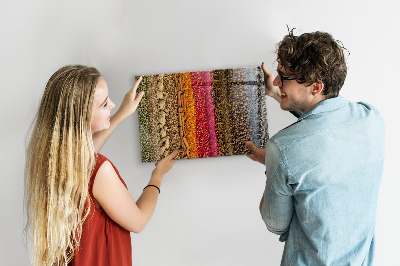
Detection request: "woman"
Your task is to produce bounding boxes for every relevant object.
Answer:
[25,65,177,265]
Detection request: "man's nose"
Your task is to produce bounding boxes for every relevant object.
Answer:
[273,75,281,87]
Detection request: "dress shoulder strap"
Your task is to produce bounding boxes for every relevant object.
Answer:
[88,153,108,199]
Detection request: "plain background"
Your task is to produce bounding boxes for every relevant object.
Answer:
[1,0,399,265]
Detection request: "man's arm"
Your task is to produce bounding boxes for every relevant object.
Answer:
[246,139,294,239]
[245,141,265,165]
[260,184,293,238]
[259,140,294,240]
[93,77,144,152]
[262,62,282,102]
[261,62,301,119]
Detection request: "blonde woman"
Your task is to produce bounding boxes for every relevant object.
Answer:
[25,65,178,266]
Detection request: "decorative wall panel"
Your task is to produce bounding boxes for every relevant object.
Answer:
[136,66,268,162]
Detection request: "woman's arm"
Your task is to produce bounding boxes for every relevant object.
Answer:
[92,77,144,152]
[93,150,178,233]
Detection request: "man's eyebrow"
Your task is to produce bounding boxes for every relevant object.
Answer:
[277,68,291,77]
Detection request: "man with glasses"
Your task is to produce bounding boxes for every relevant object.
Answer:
[245,30,385,265]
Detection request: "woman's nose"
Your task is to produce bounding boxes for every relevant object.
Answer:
[109,100,115,109]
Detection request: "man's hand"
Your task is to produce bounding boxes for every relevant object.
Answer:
[262,62,281,103]
[245,141,266,165]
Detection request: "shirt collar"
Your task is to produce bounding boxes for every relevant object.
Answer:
[298,95,350,121]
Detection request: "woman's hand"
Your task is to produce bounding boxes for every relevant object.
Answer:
[262,62,281,103]
[152,150,179,179]
[115,76,144,120]
[92,77,144,152]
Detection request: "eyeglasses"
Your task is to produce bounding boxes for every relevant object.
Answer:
[277,70,297,86]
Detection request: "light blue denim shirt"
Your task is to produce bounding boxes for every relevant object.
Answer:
[260,96,385,266]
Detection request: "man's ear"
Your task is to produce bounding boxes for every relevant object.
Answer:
[312,82,324,96]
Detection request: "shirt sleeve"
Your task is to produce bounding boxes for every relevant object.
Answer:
[260,139,294,241]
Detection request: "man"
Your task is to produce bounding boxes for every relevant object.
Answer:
[246,31,385,265]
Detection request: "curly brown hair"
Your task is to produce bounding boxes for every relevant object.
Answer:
[277,30,348,98]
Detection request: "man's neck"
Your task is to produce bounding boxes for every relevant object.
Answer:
[301,95,327,113]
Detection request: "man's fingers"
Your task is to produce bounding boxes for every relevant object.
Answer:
[246,153,257,162]
[261,62,266,72]
[245,141,258,153]
[261,62,272,76]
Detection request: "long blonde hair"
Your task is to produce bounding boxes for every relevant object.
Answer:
[25,65,101,265]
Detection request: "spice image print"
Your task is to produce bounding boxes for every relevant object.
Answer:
[136,66,269,162]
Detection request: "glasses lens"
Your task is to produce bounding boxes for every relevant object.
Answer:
[279,72,284,86]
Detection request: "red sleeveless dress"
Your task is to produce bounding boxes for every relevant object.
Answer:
[69,153,132,266]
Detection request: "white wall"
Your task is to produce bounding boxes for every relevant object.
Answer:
[1,0,399,265]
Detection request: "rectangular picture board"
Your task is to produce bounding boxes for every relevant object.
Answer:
[136,66,269,162]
